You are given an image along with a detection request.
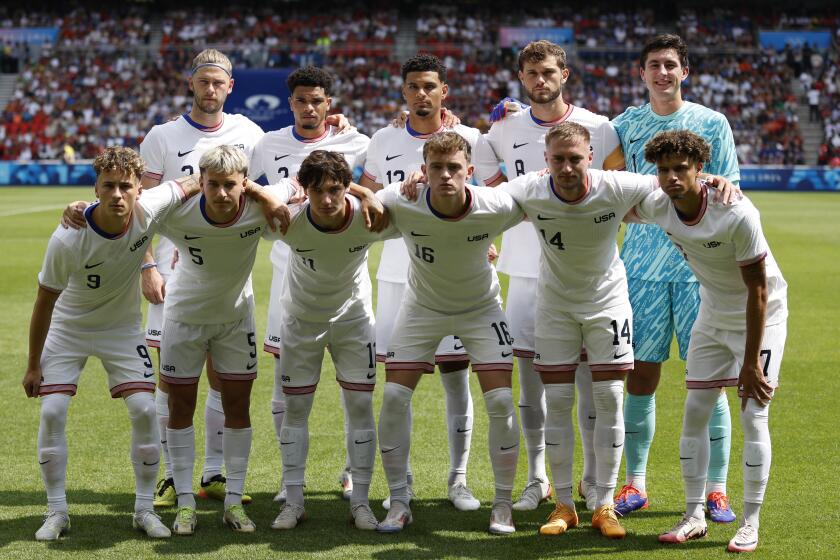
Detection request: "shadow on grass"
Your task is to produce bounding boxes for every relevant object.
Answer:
[1,491,720,558]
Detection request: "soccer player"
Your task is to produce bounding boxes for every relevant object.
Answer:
[612,35,741,522]
[156,145,293,535]
[483,39,625,513]
[265,151,395,531]
[23,147,200,541]
[139,49,265,508]
[360,53,503,512]
[249,66,370,502]
[631,130,786,553]
[375,131,522,534]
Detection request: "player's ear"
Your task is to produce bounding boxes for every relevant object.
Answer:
[421,163,427,177]
[561,67,570,83]
[441,83,448,99]
[466,164,475,179]
[696,161,704,174]
[228,78,235,93]
[326,96,333,110]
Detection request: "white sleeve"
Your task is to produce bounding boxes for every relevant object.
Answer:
[732,205,769,266]
[248,136,267,181]
[375,182,401,209]
[593,120,622,171]
[138,181,185,222]
[633,189,664,224]
[473,134,504,184]
[139,126,166,178]
[492,189,525,230]
[264,179,295,204]
[348,132,371,169]
[37,232,74,293]
[497,172,534,203]
[362,134,382,183]
[617,171,659,207]
[484,124,503,160]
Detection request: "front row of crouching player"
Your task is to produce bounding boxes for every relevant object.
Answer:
[25,126,785,553]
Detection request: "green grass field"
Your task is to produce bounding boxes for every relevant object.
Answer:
[1,188,838,559]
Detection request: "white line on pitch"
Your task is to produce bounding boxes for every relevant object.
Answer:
[0,205,66,217]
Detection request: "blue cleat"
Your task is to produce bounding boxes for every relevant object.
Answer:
[614,484,649,517]
[706,492,736,523]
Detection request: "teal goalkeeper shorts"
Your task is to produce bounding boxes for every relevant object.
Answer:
[628,278,700,363]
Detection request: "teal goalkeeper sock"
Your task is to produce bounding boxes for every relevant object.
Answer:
[624,394,656,485]
[707,392,731,490]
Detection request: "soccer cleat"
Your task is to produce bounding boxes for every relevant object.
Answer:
[707,491,736,523]
[382,485,415,511]
[351,503,379,530]
[271,503,306,530]
[592,504,626,539]
[153,478,176,508]
[376,500,412,533]
[273,483,286,503]
[223,504,256,533]
[448,482,480,511]
[578,480,598,511]
[133,509,171,538]
[35,511,70,541]
[339,469,353,501]
[488,501,516,535]
[614,484,649,517]
[658,515,708,544]
[727,523,759,553]
[539,503,579,536]
[513,478,552,511]
[172,506,197,536]
[198,474,252,504]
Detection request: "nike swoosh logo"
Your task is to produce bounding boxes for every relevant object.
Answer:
[143,460,160,466]
[144,372,154,378]
[366,372,376,379]
[453,343,464,350]
[456,428,471,433]
[710,436,726,441]
[612,442,623,448]
[178,150,194,157]
[545,442,559,446]
[625,430,639,434]
[628,138,643,144]
[513,142,529,149]
[745,462,763,467]
[217,431,224,436]
[274,154,290,161]
[588,416,597,420]
[501,351,513,357]
[39,460,50,465]
[381,446,400,453]
[410,231,429,237]
[354,439,373,444]
[613,351,630,360]
[246,362,257,369]
[280,441,296,445]
[295,248,314,253]
[85,261,104,269]
[679,456,693,460]
[536,214,555,221]
[385,154,402,161]
[272,411,284,415]
[500,444,518,451]
[184,235,201,240]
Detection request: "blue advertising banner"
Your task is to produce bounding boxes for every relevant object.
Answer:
[499,27,574,48]
[759,30,833,51]
[226,69,294,133]
[0,27,59,45]
[0,162,96,185]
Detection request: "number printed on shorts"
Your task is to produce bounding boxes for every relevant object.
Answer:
[366,342,375,369]
[759,349,771,377]
[610,318,632,345]
[247,332,257,359]
[414,244,434,263]
[539,229,565,250]
[136,345,153,369]
[188,246,203,265]
[86,274,101,289]
[491,321,513,345]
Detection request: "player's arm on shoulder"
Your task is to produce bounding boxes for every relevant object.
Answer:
[699,174,741,204]
[738,256,772,409]
[245,179,292,234]
[348,183,388,232]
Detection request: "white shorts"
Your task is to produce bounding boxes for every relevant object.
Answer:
[375,280,468,364]
[160,314,258,385]
[535,302,634,373]
[386,300,514,373]
[686,319,786,391]
[506,276,537,358]
[278,314,376,394]
[263,262,288,356]
[39,326,155,398]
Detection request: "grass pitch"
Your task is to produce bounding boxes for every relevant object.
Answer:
[0,188,838,559]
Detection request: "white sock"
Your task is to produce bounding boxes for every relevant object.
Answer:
[340,389,353,472]
[280,392,315,496]
[378,382,413,505]
[202,389,224,483]
[543,383,575,498]
[272,358,286,485]
[343,389,376,505]
[483,387,519,504]
[167,426,196,509]
[592,379,624,508]
[575,363,597,486]
[125,392,159,512]
[222,427,252,508]
[154,389,172,480]
[440,369,472,486]
[517,357,547,483]
[741,400,771,528]
[681,389,718,519]
[38,394,71,513]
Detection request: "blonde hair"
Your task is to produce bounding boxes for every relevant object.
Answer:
[93,146,144,180]
[422,131,472,162]
[545,122,590,148]
[191,49,233,76]
[198,145,248,177]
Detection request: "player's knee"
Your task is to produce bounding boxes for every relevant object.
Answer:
[342,389,373,421]
[125,392,156,423]
[544,384,575,415]
[683,389,718,427]
[284,393,314,427]
[740,399,769,439]
[39,394,70,431]
[134,443,160,465]
[482,387,514,418]
[381,382,413,416]
[679,436,702,478]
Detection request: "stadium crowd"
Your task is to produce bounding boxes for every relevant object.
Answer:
[1,6,838,165]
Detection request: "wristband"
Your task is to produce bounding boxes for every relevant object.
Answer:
[141,262,158,271]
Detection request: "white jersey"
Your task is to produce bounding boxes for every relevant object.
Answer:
[277,195,398,323]
[38,182,186,331]
[249,125,370,269]
[376,183,522,313]
[484,105,622,278]
[501,170,658,312]
[363,122,503,283]
[160,182,294,324]
[140,112,265,273]
[635,186,788,330]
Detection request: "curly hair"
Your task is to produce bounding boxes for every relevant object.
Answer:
[518,40,567,71]
[401,53,446,82]
[93,147,144,180]
[644,130,711,164]
[298,150,352,189]
[286,66,334,96]
[422,131,472,163]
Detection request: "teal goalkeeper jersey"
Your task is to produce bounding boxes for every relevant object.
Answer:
[613,101,740,282]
